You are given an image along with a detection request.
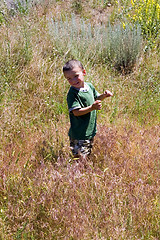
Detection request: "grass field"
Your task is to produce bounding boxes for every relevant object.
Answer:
[0,0,160,239]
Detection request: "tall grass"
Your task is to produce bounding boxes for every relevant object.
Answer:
[1,122,159,239]
[0,1,160,239]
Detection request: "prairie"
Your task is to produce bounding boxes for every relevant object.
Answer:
[0,0,160,239]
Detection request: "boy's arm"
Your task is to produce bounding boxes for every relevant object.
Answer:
[96,90,113,101]
[72,100,102,117]
[72,90,113,117]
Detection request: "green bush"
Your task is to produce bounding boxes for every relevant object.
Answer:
[49,14,142,72]
[107,23,142,72]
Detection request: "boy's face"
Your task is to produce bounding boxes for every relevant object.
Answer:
[64,66,86,89]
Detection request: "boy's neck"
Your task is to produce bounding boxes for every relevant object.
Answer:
[71,82,89,92]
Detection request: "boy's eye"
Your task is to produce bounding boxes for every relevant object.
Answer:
[67,74,79,81]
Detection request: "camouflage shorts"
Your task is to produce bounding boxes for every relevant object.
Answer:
[70,138,94,157]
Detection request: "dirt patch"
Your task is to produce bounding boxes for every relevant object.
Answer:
[88,5,114,24]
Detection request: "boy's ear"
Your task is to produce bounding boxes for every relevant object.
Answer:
[83,69,86,75]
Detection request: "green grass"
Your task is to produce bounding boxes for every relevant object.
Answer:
[0,0,160,239]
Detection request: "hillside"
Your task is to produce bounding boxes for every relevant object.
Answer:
[0,0,160,239]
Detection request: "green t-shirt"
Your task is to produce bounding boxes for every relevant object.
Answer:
[67,82,100,140]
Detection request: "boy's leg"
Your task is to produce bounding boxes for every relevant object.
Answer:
[70,138,94,157]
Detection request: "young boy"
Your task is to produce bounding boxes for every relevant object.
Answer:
[63,59,113,158]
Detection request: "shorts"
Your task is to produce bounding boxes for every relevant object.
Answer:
[70,138,94,157]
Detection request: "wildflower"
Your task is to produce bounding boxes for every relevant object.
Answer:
[131,0,135,6]
[127,0,160,40]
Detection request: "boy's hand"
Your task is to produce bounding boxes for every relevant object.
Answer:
[92,100,102,110]
[104,90,113,97]
[96,90,113,101]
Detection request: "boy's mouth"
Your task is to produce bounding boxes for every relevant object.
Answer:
[74,82,79,86]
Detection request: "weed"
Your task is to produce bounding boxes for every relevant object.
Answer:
[130,0,160,39]
[117,0,160,49]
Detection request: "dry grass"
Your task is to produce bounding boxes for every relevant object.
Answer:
[0,1,160,239]
[1,121,159,239]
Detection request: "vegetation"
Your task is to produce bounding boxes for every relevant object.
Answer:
[0,0,159,239]
[49,14,142,72]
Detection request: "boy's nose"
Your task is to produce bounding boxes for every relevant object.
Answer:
[73,77,79,82]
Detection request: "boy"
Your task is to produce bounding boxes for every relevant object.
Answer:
[63,59,113,158]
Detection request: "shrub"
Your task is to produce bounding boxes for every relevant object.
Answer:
[106,23,142,72]
[128,0,160,47]
[48,14,142,72]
